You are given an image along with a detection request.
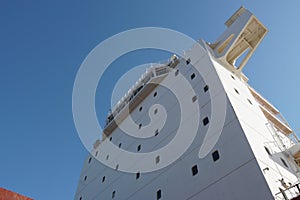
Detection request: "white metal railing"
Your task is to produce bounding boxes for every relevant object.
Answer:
[104,60,175,127]
[275,183,300,200]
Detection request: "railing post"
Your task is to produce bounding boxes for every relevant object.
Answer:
[279,187,289,200]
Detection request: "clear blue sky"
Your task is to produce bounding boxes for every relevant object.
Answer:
[1,1,300,199]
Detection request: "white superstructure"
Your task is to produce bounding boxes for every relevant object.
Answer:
[75,7,300,200]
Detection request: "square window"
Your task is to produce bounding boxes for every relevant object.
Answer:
[203,85,209,92]
[186,58,191,65]
[212,150,220,162]
[156,156,160,164]
[192,96,197,102]
[136,172,140,179]
[247,99,253,105]
[155,129,159,136]
[191,73,195,80]
[202,117,209,126]
[234,88,239,94]
[191,165,198,176]
[281,158,289,168]
[157,189,162,200]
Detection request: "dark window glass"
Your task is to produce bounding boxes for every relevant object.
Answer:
[192,165,198,176]
[234,88,239,94]
[202,117,209,126]
[192,96,197,102]
[157,189,162,200]
[264,146,271,155]
[281,158,289,168]
[186,58,191,65]
[212,150,220,162]
[136,172,140,179]
[156,156,160,164]
[191,73,195,80]
[204,85,209,92]
[247,99,253,105]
